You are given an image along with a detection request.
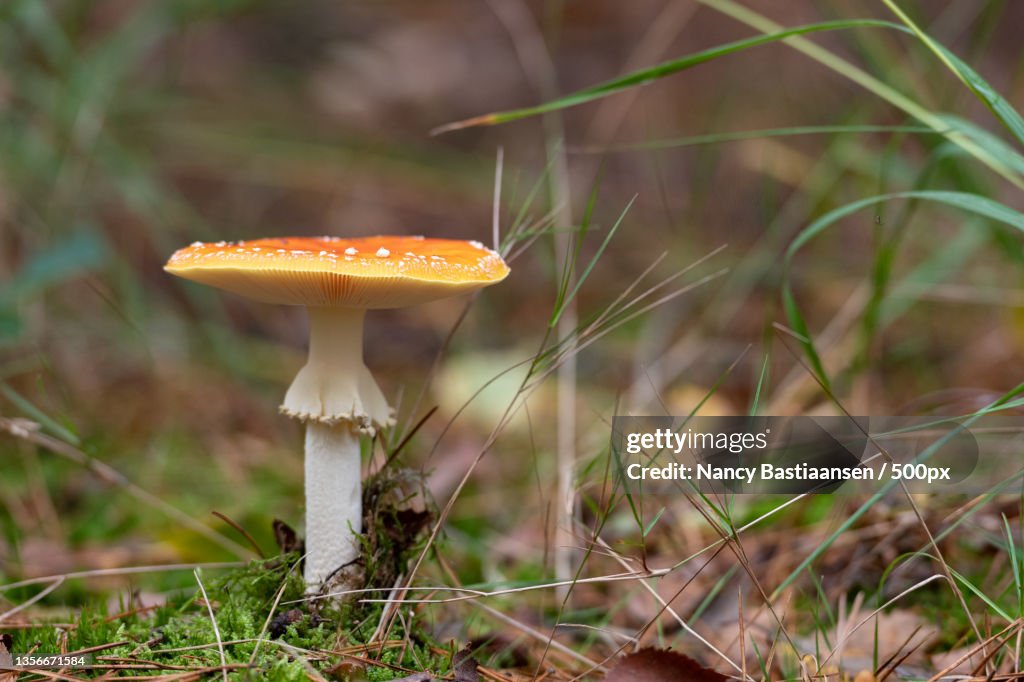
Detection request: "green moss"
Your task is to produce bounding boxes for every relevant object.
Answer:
[8,468,451,679]
[10,555,449,679]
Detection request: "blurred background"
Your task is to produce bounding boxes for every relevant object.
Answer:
[2,0,1024,674]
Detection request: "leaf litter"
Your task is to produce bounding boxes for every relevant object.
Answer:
[603,648,729,682]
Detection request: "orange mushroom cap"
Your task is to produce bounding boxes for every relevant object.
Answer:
[164,235,510,308]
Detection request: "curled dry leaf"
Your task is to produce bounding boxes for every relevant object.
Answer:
[452,646,480,682]
[604,648,729,682]
[325,659,367,680]
[0,634,14,682]
[272,518,303,554]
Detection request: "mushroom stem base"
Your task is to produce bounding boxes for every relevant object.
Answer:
[303,421,362,594]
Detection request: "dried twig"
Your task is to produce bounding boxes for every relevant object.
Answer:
[1,563,242,593]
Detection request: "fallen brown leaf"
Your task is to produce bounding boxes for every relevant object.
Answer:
[0,634,15,682]
[324,658,366,680]
[453,646,480,682]
[604,648,729,682]
[272,518,303,554]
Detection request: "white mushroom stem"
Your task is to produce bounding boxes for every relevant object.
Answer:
[304,421,362,590]
[281,306,393,593]
[282,306,392,431]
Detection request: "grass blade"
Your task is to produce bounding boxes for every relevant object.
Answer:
[948,567,1013,623]
[784,191,1024,386]
[433,20,902,133]
[697,0,1024,190]
[749,353,770,416]
[0,383,80,444]
[771,383,1024,601]
[937,114,1024,177]
[551,195,635,327]
[573,124,936,154]
[1005,515,1023,614]
[880,0,1024,147]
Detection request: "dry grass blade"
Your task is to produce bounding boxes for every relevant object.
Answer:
[1,563,241,592]
[430,546,603,673]
[315,572,675,605]
[590,536,750,680]
[366,575,406,646]
[193,569,228,682]
[68,641,133,657]
[210,510,265,559]
[819,575,947,669]
[492,145,503,251]
[3,670,87,682]
[582,244,727,340]
[681,481,805,664]
[75,663,252,680]
[526,268,730,397]
[473,601,604,672]
[247,557,303,666]
[738,586,748,682]
[384,406,438,470]
[0,577,64,622]
[921,620,1023,682]
[890,479,988,667]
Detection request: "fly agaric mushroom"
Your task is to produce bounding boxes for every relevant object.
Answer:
[165,235,509,591]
